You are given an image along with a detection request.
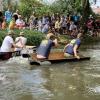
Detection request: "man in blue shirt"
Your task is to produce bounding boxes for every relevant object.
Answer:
[5,8,12,24]
[64,33,82,59]
[37,35,58,59]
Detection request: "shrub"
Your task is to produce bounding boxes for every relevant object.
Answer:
[0,30,6,46]
[0,29,44,46]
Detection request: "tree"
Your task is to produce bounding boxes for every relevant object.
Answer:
[3,0,19,11]
[49,0,83,14]
[19,0,52,19]
[82,0,92,32]
[19,0,44,19]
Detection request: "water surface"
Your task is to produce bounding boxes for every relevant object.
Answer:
[0,48,100,100]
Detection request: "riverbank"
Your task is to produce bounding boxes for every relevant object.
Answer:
[0,29,100,46]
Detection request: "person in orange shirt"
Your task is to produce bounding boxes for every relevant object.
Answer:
[9,17,15,30]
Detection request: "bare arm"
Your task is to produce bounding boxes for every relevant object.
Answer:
[73,44,80,59]
[53,39,58,47]
[15,38,20,43]
[12,43,23,48]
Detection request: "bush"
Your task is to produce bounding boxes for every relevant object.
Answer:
[0,29,44,46]
[0,30,7,46]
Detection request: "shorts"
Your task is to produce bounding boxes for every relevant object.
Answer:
[64,53,73,57]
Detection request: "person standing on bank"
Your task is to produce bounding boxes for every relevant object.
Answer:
[15,32,27,52]
[36,34,58,59]
[5,8,12,24]
[63,33,82,59]
[0,31,23,52]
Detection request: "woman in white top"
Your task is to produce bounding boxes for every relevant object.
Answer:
[15,32,27,51]
[16,15,25,29]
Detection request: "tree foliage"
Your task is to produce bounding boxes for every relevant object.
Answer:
[50,0,83,14]
[18,0,55,19]
[3,0,19,11]
[19,0,36,17]
[49,0,92,17]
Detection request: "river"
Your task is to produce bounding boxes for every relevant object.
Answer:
[0,45,100,100]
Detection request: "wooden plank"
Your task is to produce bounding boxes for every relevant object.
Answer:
[29,52,90,65]
[29,57,90,65]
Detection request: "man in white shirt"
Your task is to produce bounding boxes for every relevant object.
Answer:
[0,31,23,52]
[15,32,27,51]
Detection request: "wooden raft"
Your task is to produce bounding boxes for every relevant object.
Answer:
[29,52,90,65]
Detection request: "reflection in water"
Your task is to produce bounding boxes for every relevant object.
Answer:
[0,49,100,100]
